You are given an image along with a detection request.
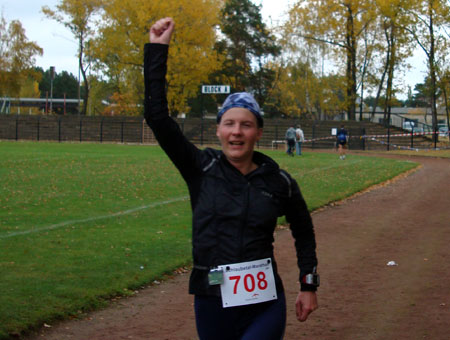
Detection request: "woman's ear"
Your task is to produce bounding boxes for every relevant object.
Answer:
[256,128,263,141]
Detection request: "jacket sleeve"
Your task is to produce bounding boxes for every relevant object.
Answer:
[143,43,201,180]
[284,176,318,291]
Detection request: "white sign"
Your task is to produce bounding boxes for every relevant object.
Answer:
[202,85,231,94]
[331,128,337,136]
[219,258,277,308]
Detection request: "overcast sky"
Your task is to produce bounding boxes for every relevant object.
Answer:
[2,0,427,98]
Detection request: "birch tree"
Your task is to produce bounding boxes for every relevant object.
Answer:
[287,0,375,120]
[42,0,102,115]
[371,0,414,125]
[404,0,450,137]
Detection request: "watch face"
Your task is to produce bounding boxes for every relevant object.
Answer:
[305,274,320,286]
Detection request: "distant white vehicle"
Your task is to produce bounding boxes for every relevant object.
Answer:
[402,121,415,131]
[438,126,449,137]
[403,121,424,133]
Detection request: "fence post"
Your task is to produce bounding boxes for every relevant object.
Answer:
[58,117,61,142]
[37,116,40,142]
[275,120,278,149]
[387,126,390,151]
[434,126,438,149]
[200,116,204,146]
[79,118,82,142]
[410,130,414,149]
[100,118,104,143]
[121,121,124,143]
[362,127,366,150]
[312,123,316,149]
[15,115,19,141]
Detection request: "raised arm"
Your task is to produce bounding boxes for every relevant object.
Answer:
[144,18,201,181]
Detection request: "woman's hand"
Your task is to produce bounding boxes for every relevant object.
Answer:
[295,291,318,322]
[149,17,175,45]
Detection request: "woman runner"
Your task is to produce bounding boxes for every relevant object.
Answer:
[144,17,319,340]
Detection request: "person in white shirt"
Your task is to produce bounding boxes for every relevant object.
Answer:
[295,125,305,156]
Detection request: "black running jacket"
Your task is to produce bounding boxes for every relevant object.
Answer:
[144,43,318,296]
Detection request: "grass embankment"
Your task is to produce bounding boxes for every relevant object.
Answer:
[0,141,418,339]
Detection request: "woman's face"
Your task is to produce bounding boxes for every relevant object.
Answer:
[216,107,262,165]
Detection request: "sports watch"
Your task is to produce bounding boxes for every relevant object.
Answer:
[301,267,320,287]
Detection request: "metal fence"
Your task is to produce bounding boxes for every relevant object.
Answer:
[0,114,446,151]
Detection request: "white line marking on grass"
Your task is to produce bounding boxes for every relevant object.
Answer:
[294,159,363,178]
[0,196,189,239]
[1,154,119,165]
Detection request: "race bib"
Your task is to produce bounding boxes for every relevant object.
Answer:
[219,258,277,308]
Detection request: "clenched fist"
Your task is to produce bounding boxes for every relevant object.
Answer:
[149,17,175,45]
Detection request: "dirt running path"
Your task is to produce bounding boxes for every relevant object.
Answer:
[28,155,450,340]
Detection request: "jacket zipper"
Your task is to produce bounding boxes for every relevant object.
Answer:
[239,181,251,261]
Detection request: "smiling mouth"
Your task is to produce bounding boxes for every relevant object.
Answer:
[229,141,244,146]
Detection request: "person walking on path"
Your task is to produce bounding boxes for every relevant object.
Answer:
[295,125,305,156]
[145,17,319,340]
[285,125,297,156]
[336,125,348,160]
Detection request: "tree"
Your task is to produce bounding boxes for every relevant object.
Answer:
[89,76,115,116]
[438,70,450,139]
[403,0,450,140]
[38,67,80,99]
[276,7,344,118]
[92,0,223,115]
[356,18,376,120]
[216,0,280,107]
[372,0,414,125]
[287,0,375,120]
[265,61,316,117]
[19,77,40,99]
[411,77,434,107]
[42,0,102,115]
[36,67,82,114]
[0,15,43,97]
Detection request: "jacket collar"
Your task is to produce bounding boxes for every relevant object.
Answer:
[217,149,280,178]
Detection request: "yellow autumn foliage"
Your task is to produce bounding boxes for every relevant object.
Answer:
[92,0,224,115]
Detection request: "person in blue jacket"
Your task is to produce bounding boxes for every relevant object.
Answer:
[336,125,348,160]
[145,17,319,340]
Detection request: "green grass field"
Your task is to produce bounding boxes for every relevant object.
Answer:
[0,141,418,339]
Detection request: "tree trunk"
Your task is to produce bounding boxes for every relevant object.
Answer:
[384,24,396,127]
[428,5,438,144]
[346,7,357,121]
[359,28,373,122]
[78,33,89,115]
[442,86,450,142]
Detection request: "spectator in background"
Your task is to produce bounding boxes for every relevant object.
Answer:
[285,125,297,156]
[295,125,305,156]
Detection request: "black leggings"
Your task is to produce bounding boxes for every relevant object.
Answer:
[194,291,286,340]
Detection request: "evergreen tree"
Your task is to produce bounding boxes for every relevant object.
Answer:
[216,0,280,107]
[38,67,81,100]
